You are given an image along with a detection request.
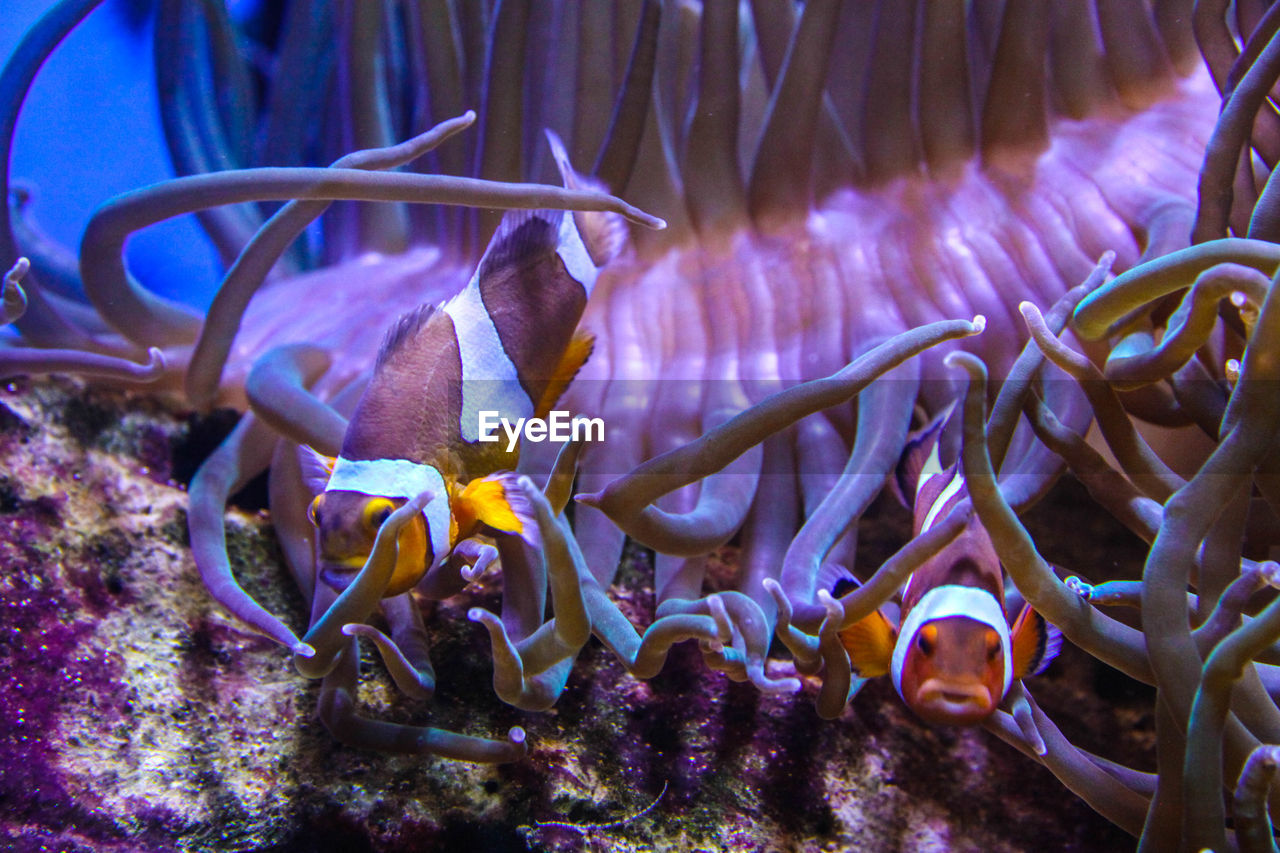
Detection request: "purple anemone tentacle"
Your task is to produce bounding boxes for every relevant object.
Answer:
[1234,745,1280,853]
[469,477,590,711]
[269,441,318,605]
[1183,586,1280,850]
[153,0,263,263]
[0,344,165,383]
[779,365,919,629]
[988,251,1113,471]
[0,0,109,348]
[1102,262,1271,389]
[985,693,1151,837]
[1073,238,1280,341]
[185,111,478,406]
[1195,23,1280,242]
[947,351,1154,684]
[578,316,984,537]
[1023,395,1164,543]
[317,635,526,763]
[79,166,665,348]
[188,411,309,654]
[244,344,347,456]
[342,616,436,701]
[295,489,434,678]
[493,531,545,644]
[1023,301,1184,501]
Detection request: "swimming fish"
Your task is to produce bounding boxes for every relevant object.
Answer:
[302,134,623,597]
[839,412,1062,725]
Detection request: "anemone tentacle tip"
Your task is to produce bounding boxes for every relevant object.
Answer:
[294,642,316,658]
[1261,561,1280,589]
[509,727,527,744]
[970,314,987,333]
[5,257,30,279]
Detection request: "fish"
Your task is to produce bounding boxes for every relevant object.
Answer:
[839,411,1062,725]
[301,133,622,597]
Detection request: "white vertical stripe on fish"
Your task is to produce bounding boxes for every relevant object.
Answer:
[443,282,534,442]
[890,584,1013,697]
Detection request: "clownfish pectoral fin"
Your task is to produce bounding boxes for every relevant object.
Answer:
[455,472,541,550]
[543,129,629,267]
[534,329,595,419]
[838,609,897,678]
[1010,604,1063,678]
[299,445,337,495]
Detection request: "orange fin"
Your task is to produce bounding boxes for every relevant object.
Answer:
[455,472,540,549]
[838,609,897,678]
[534,329,595,418]
[1011,604,1062,678]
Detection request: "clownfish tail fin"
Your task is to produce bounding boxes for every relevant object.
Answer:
[456,471,541,550]
[544,128,628,267]
[1011,604,1062,679]
[838,609,896,679]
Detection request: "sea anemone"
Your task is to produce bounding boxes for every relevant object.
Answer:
[5,0,1279,849]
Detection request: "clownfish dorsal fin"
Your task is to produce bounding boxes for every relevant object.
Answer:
[376,303,438,369]
[838,608,897,678]
[299,445,337,494]
[543,128,628,267]
[476,209,561,285]
[534,329,595,419]
[452,471,540,550]
[1010,603,1062,678]
[894,405,953,508]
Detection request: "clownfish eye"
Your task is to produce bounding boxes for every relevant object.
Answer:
[307,494,325,527]
[362,498,396,531]
[917,623,938,656]
[985,629,1001,660]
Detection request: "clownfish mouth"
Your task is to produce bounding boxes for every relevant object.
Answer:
[319,560,366,592]
[912,679,996,725]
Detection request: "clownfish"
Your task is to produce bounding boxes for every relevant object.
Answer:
[839,413,1061,725]
[304,136,626,596]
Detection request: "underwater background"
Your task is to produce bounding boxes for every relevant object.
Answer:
[4,0,1277,850]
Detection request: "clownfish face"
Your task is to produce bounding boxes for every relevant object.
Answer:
[898,616,1006,726]
[307,490,430,596]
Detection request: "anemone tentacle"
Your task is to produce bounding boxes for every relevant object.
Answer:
[9,0,1280,846]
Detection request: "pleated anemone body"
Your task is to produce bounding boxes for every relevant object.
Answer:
[0,0,1235,826]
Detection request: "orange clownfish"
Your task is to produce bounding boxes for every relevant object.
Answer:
[304,139,624,596]
[840,414,1061,725]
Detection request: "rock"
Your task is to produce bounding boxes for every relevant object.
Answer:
[0,379,1144,852]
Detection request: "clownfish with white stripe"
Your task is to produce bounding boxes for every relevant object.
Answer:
[839,411,1062,725]
[303,132,626,596]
